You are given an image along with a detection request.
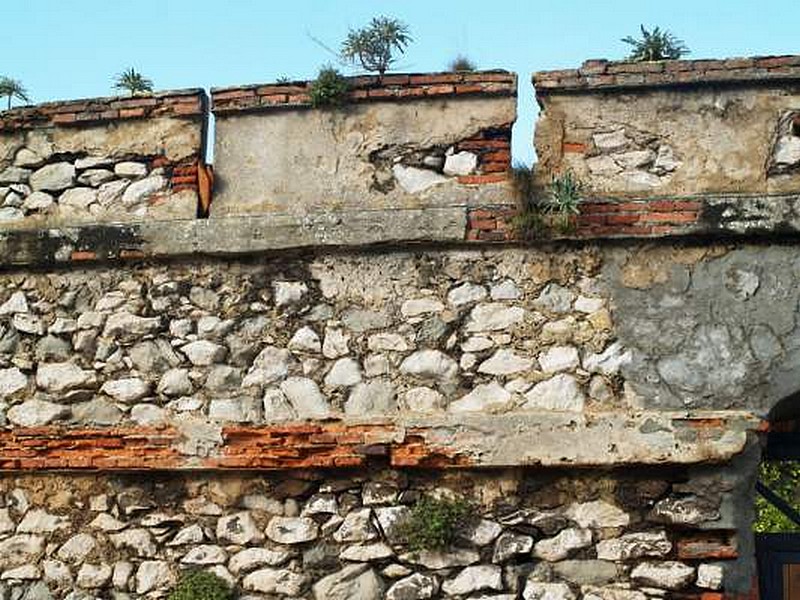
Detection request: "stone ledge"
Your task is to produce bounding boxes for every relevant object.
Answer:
[0,206,469,267]
[0,89,208,131]
[4,195,800,268]
[212,71,517,114]
[0,411,760,471]
[534,54,800,93]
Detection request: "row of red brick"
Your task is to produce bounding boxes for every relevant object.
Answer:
[0,423,470,471]
[211,70,517,114]
[466,199,703,241]
[0,89,207,131]
[535,54,800,92]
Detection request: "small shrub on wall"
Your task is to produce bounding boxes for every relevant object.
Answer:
[309,66,350,108]
[397,495,476,551]
[168,571,234,600]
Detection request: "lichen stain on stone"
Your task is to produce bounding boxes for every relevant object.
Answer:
[620,244,729,289]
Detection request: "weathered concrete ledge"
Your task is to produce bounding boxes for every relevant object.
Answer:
[0,411,760,471]
[4,195,800,267]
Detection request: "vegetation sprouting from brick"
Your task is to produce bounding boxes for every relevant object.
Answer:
[308,66,350,108]
[113,68,155,96]
[340,16,412,79]
[509,167,583,239]
[0,77,30,111]
[449,55,477,72]
[0,468,732,597]
[621,25,690,62]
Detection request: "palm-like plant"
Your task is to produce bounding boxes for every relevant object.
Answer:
[0,77,31,110]
[340,16,412,79]
[113,68,154,96]
[622,25,689,62]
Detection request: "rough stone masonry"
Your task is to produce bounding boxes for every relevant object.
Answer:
[1,55,799,598]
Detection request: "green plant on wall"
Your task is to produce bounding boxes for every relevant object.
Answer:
[309,65,350,108]
[397,495,476,552]
[622,25,689,61]
[114,67,154,96]
[0,77,30,110]
[340,16,412,79]
[449,55,477,72]
[547,170,583,233]
[510,166,583,237]
[168,570,234,600]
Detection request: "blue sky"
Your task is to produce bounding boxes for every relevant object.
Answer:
[4,0,799,163]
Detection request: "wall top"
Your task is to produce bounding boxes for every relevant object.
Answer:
[211,70,517,114]
[534,54,800,93]
[0,88,207,132]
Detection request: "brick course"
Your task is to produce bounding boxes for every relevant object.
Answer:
[534,54,800,93]
[0,89,207,131]
[211,71,517,114]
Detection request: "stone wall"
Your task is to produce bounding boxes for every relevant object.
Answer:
[534,56,800,197]
[3,55,800,598]
[0,464,750,600]
[0,90,207,230]
[210,72,516,217]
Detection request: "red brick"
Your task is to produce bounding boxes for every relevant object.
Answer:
[71,250,96,261]
[260,94,288,105]
[119,107,145,119]
[395,87,427,98]
[368,88,396,99]
[171,175,197,186]
[454,84,485,94]
[607,214,641,225]
[577,214,608,225]
[757,55,800,68]
[458,174,507,185]
[119,249,146,260]
[481,162,509,173]
[213,89,257,101]
[643,211,698,223]
[468,219,497,230]
[409,73,463,85]
[111,97,159,109]
[562,142,587,154]
[287,94,311,103]
[463,72,516,83]
[255,85,308,95]
[171,102,203,115]
[380,74,411,85]
[648,200,702,212]
[677,535,738,560]
[52,113,77,124]
[423,84,456,96]
[607,61,665,74]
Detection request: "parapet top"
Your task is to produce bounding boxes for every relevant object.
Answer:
[211,70,517,114]
[0,88,208,131]
[534,54,800,93]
